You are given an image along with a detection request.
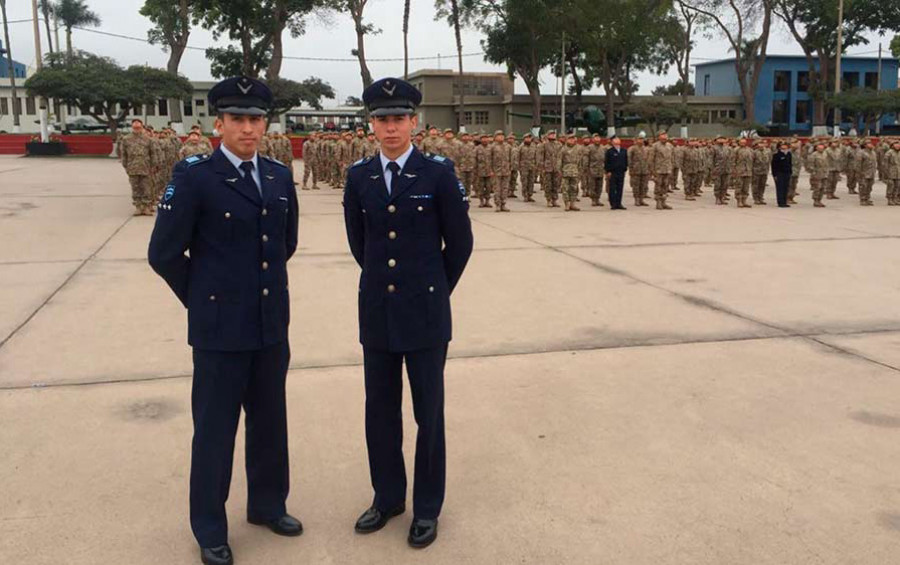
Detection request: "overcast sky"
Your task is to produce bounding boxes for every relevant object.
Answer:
[2,0,892,106]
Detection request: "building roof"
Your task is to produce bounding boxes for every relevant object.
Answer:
[407,68,510,80]
[695,53,900,68]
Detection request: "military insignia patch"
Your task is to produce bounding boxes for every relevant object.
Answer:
[186,156,201,164]
[457,180,466,196]
[163,185,176,202]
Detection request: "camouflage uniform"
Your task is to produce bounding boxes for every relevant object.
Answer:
[518,140,537,202]
[886,146,900,205]
[120,132,155,215]
[558,141,582,211]
[670,143,684,192]
[541,136,563,207]
[508,138,520,198]
[733,145,754,208]
[844,144,860,195]
[627,141,651,206]
[807,147,829,207]
[680,144,700,200]
[587,141,606,206]
[857,145,877,206]
[475,137,494,207]
[457,138,476,197]
[710,141,730,205]
[825,143,842,199]
[648,139,674,210]
[302,136,318,189]
[751,145,769,205]
[490,134,512,211]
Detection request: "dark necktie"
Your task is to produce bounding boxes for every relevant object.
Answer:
[239,161,259,193]
[387,161,400,196]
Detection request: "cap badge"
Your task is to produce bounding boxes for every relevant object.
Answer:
[382,82,396,96]
[237,81,253,95]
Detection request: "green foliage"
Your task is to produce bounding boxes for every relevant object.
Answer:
[54,0,100,29]
[622,99,703,132]
[24,51,193,132]
[652,80,695,97]
[826,88,900,115]
[267,76,335,118]
[206,45,270,79]
[140,0,198,53]
[891,35,900,59]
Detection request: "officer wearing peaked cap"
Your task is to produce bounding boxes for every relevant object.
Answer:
[343,77,473,549]
[148,76,301,565]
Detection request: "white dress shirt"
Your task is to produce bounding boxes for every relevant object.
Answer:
[379,143,415,195]
[220,142,261,195]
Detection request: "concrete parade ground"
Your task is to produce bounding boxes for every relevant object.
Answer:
[2,154,900,565]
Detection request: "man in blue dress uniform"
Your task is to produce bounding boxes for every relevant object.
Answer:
[148,76,301,565]
[343,78,474,549]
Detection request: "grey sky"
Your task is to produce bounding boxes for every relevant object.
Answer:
[2,0,892,106]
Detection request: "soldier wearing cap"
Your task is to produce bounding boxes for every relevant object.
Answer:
[519,133,537,202]
[507,134,521,198]
[148,76,301,565]
[343,77,473,549]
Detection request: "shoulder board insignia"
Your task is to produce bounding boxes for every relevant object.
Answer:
[184,154,210,166]
[350,156,374,168]
[262,155,287,167]
[427,154,449,165]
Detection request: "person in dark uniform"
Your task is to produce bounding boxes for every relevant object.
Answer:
[343,78,474,549]
[147,76,301,565]
[604,135,628,210]
[771,141,793,208]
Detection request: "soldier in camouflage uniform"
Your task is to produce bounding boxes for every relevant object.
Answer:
[587,135,606,207]
[558,135,582,212]
[120,119,156,216]
[507,134,520,198]
[807,142,829,207]
[475,133,494,207]
[680,140,700,201]
[420,126,442,154]
[710,136,729,205]
[857,139,877,206]
[825,140,842,199]
[518,133,537,202]
[490,130,512,212]
[787,139,802,204]
[648,132,674,210]
[732,138,754,208]
[751,139,769,205]
[627,138,651,207]
[178,131,207,160]
[454,133,475,197]
[301,132,318,190]
[844,140,861,196]
[886,141,900,206]
[670,141,684,192]
[541,131,562,208]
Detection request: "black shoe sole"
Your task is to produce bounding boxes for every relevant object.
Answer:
[355,505,405,534]
[408,532,437,549]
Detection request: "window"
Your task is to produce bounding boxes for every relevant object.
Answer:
[453,77,501,97]
[0,97,7,115]
[157,99,168,116]
[728,110,736,119]
[842,71,859,91]
[145,103,155,116]
[797,71,809,92]
[703,74,710,96]
[474,111,489,125]
[774,70,790,92]
[772,100,788,124]
[195,99,205,107]
[13,97,21,115]
[25,96,35,115]
[462,111,473,124]
[865,72,879,90]
[796,100,811,124]
[183,99,193,117]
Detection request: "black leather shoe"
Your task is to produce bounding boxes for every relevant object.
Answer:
[200,544,233,565]
[408,518,438,548]
[248,514,303,537]
[354,503,405,533]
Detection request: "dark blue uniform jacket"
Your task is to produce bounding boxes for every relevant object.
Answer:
[148,148,299,352]
[343,148,473,352]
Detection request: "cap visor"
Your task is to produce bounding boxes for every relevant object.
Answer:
[217,106,268,116]
[370,107,416,117]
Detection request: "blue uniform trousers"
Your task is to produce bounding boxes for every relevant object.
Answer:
[363,344,448,520]
[189,341,291,547]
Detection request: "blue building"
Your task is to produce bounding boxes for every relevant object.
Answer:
[0,40,27,79]
[695,54,899,133]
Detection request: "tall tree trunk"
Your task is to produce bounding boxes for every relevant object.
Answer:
[402,0,410,79]
[0,0,20,129]
[267,0,286,79]
[527,82,541,128]
[567,54,583,107]
[66,27,72,58]
[167,50,186,125]
[600,54,616,135]
[41,5,52,54]
[351,2,373,120]
[451,0,464,129]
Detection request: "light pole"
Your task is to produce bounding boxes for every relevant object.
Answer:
[31,0,48,142]
[832,0,844,138]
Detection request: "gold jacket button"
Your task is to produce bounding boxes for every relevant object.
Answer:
[388,205,397,213]
[388,259,397,268]
[387,284,396,293]
[388,231,397,240]
[262,288,269,296]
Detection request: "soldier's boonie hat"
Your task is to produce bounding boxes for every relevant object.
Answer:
[547,130,557,136]
[208,76,272,116]
[494,130,505,136]
[363,78,422,117]
[444,128,454,134]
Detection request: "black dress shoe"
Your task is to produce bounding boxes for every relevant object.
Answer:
[613,205,627,210]
[408,518,438,548]
[248,514,303,537]
[354,503,405,533]
[200,544,233,565]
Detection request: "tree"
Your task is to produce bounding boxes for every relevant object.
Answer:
[344,95,363,106]
[323,0,379,103]
[39,0,54,54]
[652,80,695,97]
[25,52,193,133]
[680,0,773,125]
[622,98,704,134]
[774,0,900,128]
[140,0,199,126]
[892,35,900,58]
[54,0,101,59]
[434,0,467,128]
[827,88,900,135]
[267,76,335,123]
[403,0,410,79]
[0,0,20,129]
[475,0,562,127]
